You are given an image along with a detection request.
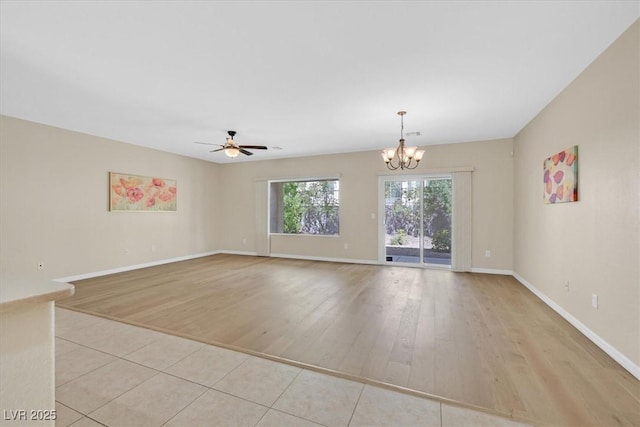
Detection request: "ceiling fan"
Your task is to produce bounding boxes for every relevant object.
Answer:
[194,131,268,158]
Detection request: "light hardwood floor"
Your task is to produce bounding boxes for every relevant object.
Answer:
[58,254,640,426]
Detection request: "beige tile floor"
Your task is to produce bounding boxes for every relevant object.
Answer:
[55,308,533,427]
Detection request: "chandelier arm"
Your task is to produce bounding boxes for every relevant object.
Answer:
[387,149,400,170]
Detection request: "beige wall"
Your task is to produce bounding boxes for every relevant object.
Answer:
[0,116,219,279]
[2,116,514,278]
[217,137,514,272]
[514,21,639,366]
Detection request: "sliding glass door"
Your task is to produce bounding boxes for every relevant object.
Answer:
[383,179,421,264]
[381,175,452,267]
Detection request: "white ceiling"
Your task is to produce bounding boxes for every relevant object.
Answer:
[1,1,638,164]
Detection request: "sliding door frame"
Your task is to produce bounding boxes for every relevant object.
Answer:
[378,173,452,269]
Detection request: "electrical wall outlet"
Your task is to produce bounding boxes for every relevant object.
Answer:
[485,250,491,257]
[592,294,598,309]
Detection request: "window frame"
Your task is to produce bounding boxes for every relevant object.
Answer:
[268,176,341,237]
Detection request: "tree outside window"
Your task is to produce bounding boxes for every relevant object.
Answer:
[270,180,339,235]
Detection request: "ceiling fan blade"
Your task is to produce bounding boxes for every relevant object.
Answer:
[194,141,220,146]
[239,148,254,156]
[238,145,268,150]
[210,148,224,153]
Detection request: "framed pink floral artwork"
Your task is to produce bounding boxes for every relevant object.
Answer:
[543,146,578,204]
[109,172,177,211]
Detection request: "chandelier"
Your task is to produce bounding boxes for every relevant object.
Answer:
[381,111,425,170]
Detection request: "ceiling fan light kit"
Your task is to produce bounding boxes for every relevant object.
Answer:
[194,130,268,158]
[224,147,240,158]
[381,111,425,170]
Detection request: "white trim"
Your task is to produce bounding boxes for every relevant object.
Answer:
[470,268,513,275]
[376,166,474,176]
[54,251,220,282]
[513,272,640,381]
[218,250,260,256]
[256,174,342,183]
[269,253,380,265]
[379,173,452,182]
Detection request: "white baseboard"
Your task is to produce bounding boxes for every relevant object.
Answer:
[53,250,375,283]
[269,253,381,265]
[54,251,220,283]
[218,250,260,256]
[470,267,513,275]
[513,272,640,381]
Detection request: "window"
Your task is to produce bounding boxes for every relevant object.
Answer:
[270,179,339,235]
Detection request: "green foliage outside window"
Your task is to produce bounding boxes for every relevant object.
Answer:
[422,179,452,238]
[384,178,452,253]
[432,229,451,253]
[278,180,339,235]
[283,183,304,234]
